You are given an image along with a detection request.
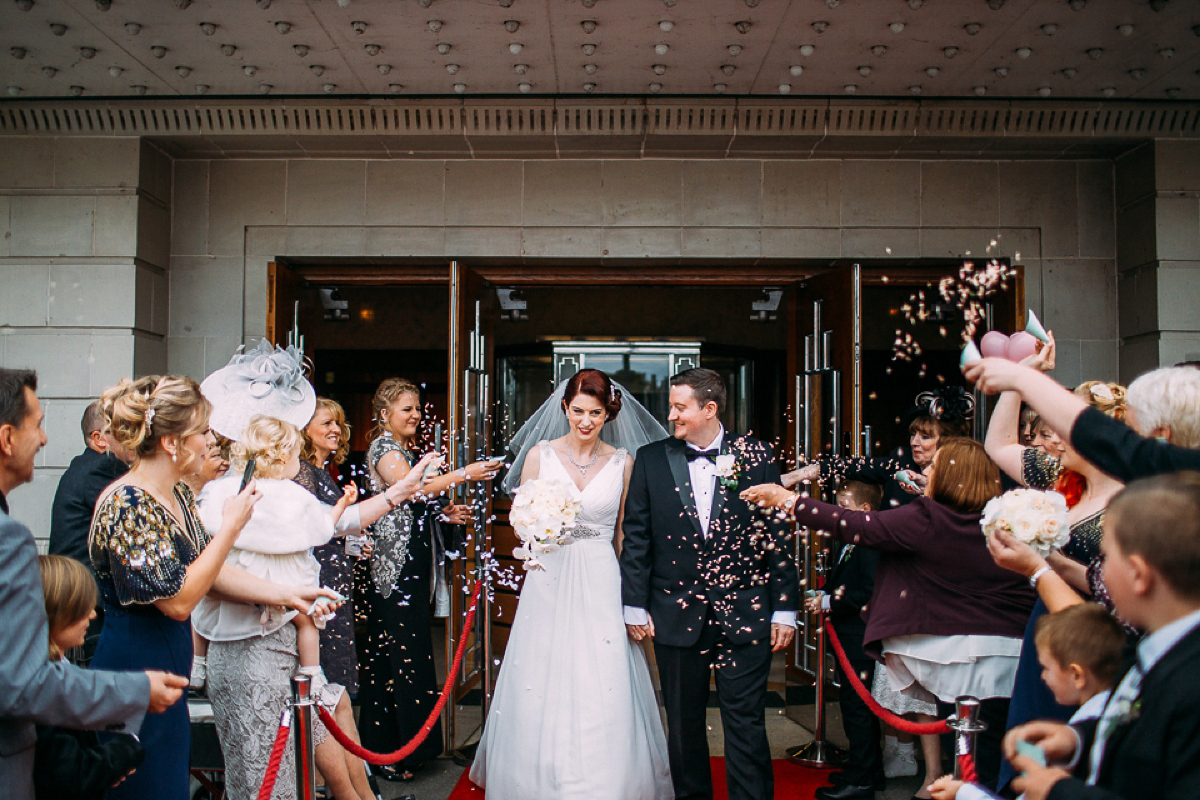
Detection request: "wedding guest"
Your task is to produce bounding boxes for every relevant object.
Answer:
[181,430,229,497]
[50,401,133,663]
[0,368,182,800]
[929,603,1125,800]
[34,555,146,800]
[1002,472,1200,800]
[88,375,261,800]
[359,378,497,782]
[744,438,1037,794]
[810,479,884,800]
[963,359,1200,481]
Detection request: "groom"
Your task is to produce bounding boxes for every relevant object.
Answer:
[621,368,798,800]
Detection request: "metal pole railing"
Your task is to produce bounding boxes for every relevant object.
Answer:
[292,675,317,800]
[948,695,987,780]
[788,550,846,768]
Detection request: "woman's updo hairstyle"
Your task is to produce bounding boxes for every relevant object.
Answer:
[1074,381,1127,421]
[562,368,622,421]
[101,375,210,463]
[371,377,421,439]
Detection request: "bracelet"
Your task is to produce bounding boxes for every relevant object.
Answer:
[1029,564,1053,588]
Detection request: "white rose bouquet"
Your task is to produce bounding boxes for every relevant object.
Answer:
[509,478,582,570]
[980,488,1070,557]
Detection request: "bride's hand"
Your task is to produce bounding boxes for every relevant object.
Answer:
[626,616,655,642]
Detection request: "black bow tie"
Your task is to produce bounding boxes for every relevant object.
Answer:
[686,448,720,463]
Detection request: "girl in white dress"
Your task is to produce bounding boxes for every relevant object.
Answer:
[193,415,355,683]
[471,369,674,800]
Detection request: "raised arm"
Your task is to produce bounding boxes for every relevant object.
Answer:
[986,390,1029,484]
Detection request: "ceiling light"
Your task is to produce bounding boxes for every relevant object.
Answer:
[515,63,529,74]
[581,20,597,33]
[351,21,366,35]
[258,83,272,94]
[728,45,742,57]
[151,45,167,58]
[79,47,96,58]
[518,82,531,93]
[858,65,871,76]
[437,43,451,54]
[1061,67,1076,78]
[1149,0,1167,10]
[649,82,662,93]
[799,44,815,56]
[417,0,434,8]
[811,21,827,34]
[175,65,191,77]
[1101,86,1116,97]
[50,23,67,35]
[42,66,56,77]
[655,43,669,55]
[1165,87,1180,98]
[653,64,666,75]
[889,22,905,34]
[1087,48,1103,60]
[1015,47,1032,59]
[428,20,443,33]
[256,0,271,8]
[943,46,959,58]
[908,0,922,8]
[581,0,596,6]
[323,84,336,93]
[974,85,986,95]
[844,84,857,93]
[220,44,237,56]
[659,20,673,32]
[389,83,403,93]
[779,84,791,93]
[243,65,257,76]
[965,23,981,35]
[910,84,922,94]
[445,63,459,74]
[925,66,939,77]
[294,44,309,56]
[454,83,466,93]
[581,43,596,55]
[1159,48,1175,59]
[377,63,391,74]
[195,83,209,94]
[1068,0,1085,9]
[1037,85,1051,96]
[271,21,289,34]
[994,67,1008,77]
[124,23,141,35]
[1041,24,1057,35]
[721,64,735,76]
[131,84,147,95]
[510,42,523,55]
[199,22,216,35]
[713,83,726,93]
[108,66,123,77]
[1128,68,1145,79]
[505,20,520,33]
[872,44,887,56]
[69,85,84,96]
[735,20,752,35]
[987,0,1004,9]
[1117,24,1134,36]
[15,0,33,10]
[582,82,595,92]
[789,64,803,76]
[826,0,840,7]
[364,44,381,55]
[94,0,109,10]
[6,86,21,96]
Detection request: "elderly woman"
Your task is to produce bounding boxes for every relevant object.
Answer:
[744,438,1036,795]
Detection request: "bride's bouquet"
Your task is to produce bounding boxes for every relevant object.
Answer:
[980,487,1070,557]
[509,479,582,570]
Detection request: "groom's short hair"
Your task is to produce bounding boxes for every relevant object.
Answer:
[670,368,726,414]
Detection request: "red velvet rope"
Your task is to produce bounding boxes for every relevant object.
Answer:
[957,753,978,783]
[823,619,952,736]
[256,710,292,800]
[317,578,483,765]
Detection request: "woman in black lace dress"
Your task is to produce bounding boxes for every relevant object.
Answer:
[357,378,500,782]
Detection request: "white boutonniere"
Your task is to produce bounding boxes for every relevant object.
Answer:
[1103,696,1142,740]
[715,454,740,490]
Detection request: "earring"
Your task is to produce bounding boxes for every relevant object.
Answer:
[172,451,178,463]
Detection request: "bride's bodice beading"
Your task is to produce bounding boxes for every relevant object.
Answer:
[537,440,626,543]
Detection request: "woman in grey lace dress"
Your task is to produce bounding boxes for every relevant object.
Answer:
[357,378,500,781]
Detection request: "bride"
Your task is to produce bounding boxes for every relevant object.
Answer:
[470,368,674,799]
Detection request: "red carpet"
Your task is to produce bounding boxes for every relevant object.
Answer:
[447,758,834,799]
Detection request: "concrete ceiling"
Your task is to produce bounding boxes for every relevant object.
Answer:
[1,0,1198,100]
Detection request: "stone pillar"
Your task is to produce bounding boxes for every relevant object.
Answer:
[0,137,170,540]
[1116,140,1200,382]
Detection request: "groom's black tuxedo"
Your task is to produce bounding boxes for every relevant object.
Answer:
[620,432,798,800]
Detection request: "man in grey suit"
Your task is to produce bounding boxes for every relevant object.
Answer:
[0,368,188,800]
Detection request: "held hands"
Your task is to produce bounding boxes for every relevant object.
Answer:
[803,594,825,614]
[626,615,655,642]
[781,463,820,490]
[986,528,1048,578]
[770,622,795,652]
[739,483,795,511]
[144,670,188,712]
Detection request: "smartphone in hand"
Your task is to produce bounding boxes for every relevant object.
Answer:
[239,458,257,492]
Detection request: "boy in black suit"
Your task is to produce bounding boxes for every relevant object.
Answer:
[810,479,884,800]
[1002,471,1200,800]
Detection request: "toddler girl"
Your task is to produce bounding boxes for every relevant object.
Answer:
[193,415,355,686]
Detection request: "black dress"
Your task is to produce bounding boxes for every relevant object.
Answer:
[293,459,359,694]
[357,436,442,769]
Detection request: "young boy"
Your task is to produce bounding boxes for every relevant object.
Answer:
[1000,472,1200,800]
[928,604,1126,800]
[811,479,884,800]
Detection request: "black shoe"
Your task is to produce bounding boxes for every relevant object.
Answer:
[828,771,886,792]
[815,784,875,800]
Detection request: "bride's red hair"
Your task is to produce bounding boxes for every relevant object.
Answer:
[562,369,623,421]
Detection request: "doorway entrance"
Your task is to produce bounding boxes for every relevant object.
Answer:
[268,258,1022,753]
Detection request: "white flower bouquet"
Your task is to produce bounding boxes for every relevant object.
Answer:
[980,488,1070,557]
[509,478,582,570]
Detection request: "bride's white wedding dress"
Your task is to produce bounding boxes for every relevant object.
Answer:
[470,442,674,800]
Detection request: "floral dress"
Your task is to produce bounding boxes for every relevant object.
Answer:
[88,483,208,800]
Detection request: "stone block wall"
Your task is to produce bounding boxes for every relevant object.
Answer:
[0,137,170,537]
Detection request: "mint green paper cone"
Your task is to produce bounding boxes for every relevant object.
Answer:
[1025,310,1051,343]
[961,339,983,367]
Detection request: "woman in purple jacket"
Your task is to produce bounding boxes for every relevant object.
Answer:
[744,438,1036,795]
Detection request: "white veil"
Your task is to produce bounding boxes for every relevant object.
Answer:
[501,378,670,495]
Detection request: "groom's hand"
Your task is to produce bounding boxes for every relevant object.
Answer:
[770,623,795,652]
[626,616,655,642]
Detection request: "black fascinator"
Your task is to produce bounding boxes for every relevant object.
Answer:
[911,386,976,424]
